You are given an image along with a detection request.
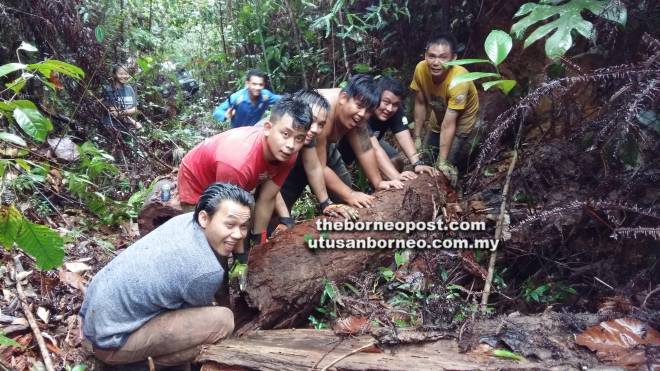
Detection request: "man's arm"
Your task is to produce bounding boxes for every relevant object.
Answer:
[317,134,374,208]
[212,96,233,122]
[370,137,409,181]
[302,147,330,203]
[348,125,403,190]
[413,90,427,144]
[394,130,438,176]
[253,179,281,235]
[438,109,459,161]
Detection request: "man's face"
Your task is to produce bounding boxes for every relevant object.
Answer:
[338,94,371,130]
[304,105,328,145]
[264,114,307,162]
[425,43,456,78]
[198,200,251,257]
[245,76,265,99]
[375,90,402,121]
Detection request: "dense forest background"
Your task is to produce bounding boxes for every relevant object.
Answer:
[0,0,658,369]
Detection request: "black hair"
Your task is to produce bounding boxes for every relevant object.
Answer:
[246,68,267,82]
[340,74,380,111]
[425,33,458,55]
[111,64,128,75]
[270,95,313,131]
[375,76,407,99]
[292,89,330,112]
[193,182,254,225]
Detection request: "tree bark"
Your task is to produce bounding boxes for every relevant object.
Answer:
[236,175,454,332]
[196,328,546,370]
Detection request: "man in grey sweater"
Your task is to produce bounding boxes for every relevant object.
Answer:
[80,183,254,368]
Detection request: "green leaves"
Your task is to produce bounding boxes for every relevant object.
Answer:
[483,79,517,95]
[0,63,26,78]
[0,206,64,271]
[443,59,491,67]
[484,30,513,66]
[95,26,105,43]
[511,0,627,58]
[0,132,27,147]
[0,332,22,349]
[492,349,525,361]
[449,72,500,89]
[28,60,85,80]
[13,106,53,143]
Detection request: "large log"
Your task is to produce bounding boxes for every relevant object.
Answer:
[196,329,549,370]
[238,175,454,332]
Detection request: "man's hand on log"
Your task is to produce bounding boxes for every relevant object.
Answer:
[323,203,359,220]
[398,171,417,181]
[414,164,439,177]
[346,191,374,208]
[377,179,404,190]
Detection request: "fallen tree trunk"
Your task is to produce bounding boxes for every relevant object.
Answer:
[238,175,454,332]
[196,328,547,370]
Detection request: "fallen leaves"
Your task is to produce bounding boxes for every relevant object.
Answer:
[575,317,660,368]
[333,316,371,335]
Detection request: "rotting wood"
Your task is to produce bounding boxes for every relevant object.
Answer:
[236,174,454,332]
[196,328,548,370]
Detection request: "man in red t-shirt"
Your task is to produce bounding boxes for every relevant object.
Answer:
[178,97,312,264]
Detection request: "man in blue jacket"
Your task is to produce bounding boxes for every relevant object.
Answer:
[212,69,281,127]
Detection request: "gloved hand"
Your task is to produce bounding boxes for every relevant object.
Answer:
[230,233,261,291]
[436,159,458,187]
[228,261,248,291]
[322,202,359,220]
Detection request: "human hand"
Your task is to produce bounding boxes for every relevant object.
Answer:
[398,171,417,181]
[414,164,439,177]
[323,203,359,220]
[436,159,458,187]
[377,180,404,190]
[346,191,374,208]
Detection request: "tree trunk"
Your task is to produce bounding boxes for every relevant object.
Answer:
[236,175,454,332]
[196,328,546,370]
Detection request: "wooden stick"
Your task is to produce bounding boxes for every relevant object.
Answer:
[13,256,55,371]
[319,341,377,371]
[480,148,517,311]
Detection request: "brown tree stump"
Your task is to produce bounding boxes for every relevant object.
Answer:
[237,174,454,332]
[137,178,184,236]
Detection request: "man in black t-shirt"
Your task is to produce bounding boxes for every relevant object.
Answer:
[337,76,438,180]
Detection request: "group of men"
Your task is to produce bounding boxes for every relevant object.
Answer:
[80,33,480,370]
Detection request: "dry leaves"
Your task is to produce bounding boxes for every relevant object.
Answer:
[333,316,371,335]
[575,317,660,368]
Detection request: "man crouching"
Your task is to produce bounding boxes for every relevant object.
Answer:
[79,182,253,369]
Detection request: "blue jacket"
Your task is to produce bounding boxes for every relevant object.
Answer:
[212,87,281,127]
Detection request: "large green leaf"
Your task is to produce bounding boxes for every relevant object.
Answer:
[443,59,491,67]
[449,72,500,89]
[0,132,27,147]
[12,107,53,143]
[15,220,64,270]
[28,60,84,80]
[0,63,26,79]
[5,75,28,94]
[0,206,23,249]
[484,30,513,66]
[482,79,517,95]
[512,0,627,59]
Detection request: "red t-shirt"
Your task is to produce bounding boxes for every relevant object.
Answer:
[177,126,297,204]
